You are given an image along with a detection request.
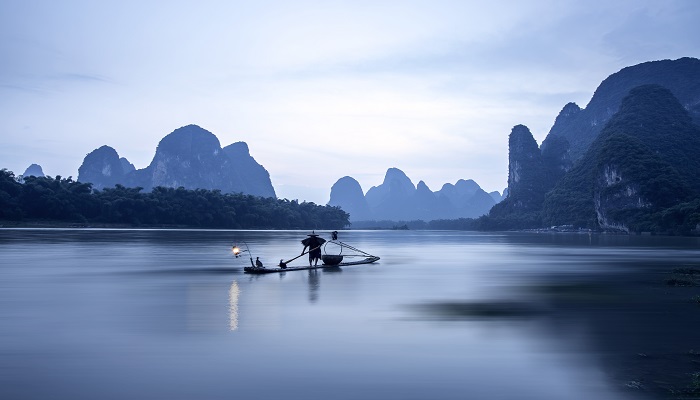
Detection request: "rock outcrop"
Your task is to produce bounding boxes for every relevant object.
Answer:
[222,142,276,198]
[136,125,241,192]
[120,158,135,174]
[365,168,418,221]
[489,125,550,218]
[22,164,45,178]
[78,146,129,190]
[328,176,372,221]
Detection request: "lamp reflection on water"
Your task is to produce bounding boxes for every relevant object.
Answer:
[229,281,239,331]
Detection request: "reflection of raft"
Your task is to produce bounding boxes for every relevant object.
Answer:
[244,256,380,274]
[243,239,379,274]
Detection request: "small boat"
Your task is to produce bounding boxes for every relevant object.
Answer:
[243,255,380,274]
[241,234,380,274]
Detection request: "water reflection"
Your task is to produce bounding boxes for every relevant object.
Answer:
[229,281,239,331]
[4,229,699,399]
[308,269,319,303]
[410,300,545,319]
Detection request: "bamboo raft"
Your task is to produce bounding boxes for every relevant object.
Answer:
[237,236,379,275]
[243,255,380,274]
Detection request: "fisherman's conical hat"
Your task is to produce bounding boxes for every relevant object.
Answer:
[301,231,326,246]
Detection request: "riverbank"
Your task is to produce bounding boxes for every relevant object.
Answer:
[0,220,190,229]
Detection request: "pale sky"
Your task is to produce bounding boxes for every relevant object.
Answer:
[1,1,699,204]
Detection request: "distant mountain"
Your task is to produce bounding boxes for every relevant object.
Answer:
[414,180,446,220]
[542,84,700,231]
[119,158,135,174]
[328,176,372,221]
[222,142,276,198]
[78,145,131,190]
[365,168,418,220]
[78,125,276,197]
[22,164,44,178]
[129,124,242,192]
[489,190,506,203]
[542,57,700,162]
[330,168,495,221]
[434,179,495,218]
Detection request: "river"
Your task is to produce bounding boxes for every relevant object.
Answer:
[1,229,699,399]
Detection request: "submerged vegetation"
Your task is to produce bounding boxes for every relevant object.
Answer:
[0,169,348,229]
[665,267,700,287]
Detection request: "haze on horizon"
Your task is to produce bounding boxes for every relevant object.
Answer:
[1,0,699,204]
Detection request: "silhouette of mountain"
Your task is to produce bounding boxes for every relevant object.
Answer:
[365,168,417,220]
[78,125,275,197]
[489,190,506,203]
[434,179,495,218]
[330,168,495,221]
[222,142,276,198]
[543,57,700,162]
[328,176,372,221]
[120,158,135,174]
[22,164,44,178]
[78,145,130,190]
[133,124,240,192]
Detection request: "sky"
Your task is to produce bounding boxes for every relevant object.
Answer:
[1,0,699,204]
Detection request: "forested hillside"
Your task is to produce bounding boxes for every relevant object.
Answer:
[541,85,700,233]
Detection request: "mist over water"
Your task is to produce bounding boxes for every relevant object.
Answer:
[2,229,699,399]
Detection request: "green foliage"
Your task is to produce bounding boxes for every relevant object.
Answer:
[20,174,99,222]
[628,199,700,235]
[0,169,349,229]
[541,189,596,228]
[474,212,542,231]
[600,85,700,194]
[0,169,23,220]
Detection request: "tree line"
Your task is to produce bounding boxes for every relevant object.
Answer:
[0,169,349,229]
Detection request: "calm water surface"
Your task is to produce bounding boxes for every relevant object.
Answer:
[1,229,699,399]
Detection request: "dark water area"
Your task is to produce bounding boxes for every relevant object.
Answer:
[1,229,700,399]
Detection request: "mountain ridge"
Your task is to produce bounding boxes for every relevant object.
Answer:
[487,57,700,230]
[541,84,700,231]
[78,124,276,198]
[329,168,499,222]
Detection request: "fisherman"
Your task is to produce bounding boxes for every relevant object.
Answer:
[255,257,263,269]
[301,231,326,267]
[279,259,287,269]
